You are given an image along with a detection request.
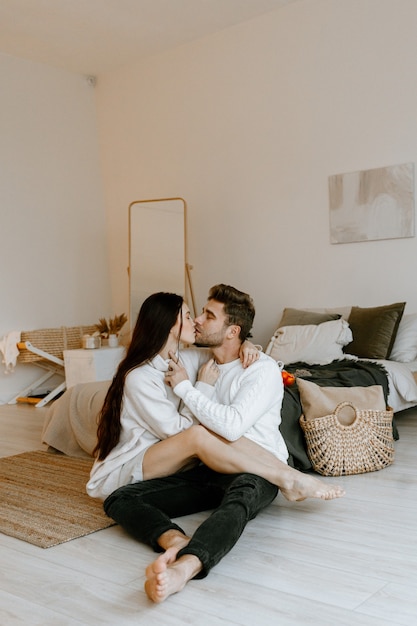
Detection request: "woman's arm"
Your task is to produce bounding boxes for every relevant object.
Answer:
[123,367,196,440]
[239,340,261,368]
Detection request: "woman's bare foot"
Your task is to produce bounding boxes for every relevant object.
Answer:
[280,470,345,501]
[144,550,201,603]
[157,529,191,552]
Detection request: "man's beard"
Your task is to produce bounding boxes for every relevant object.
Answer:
[194,330,225,348]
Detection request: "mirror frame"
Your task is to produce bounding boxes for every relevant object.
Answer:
[128,197,196,333]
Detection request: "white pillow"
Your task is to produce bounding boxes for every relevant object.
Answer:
[390,313,417,362]
[265,319,353,365]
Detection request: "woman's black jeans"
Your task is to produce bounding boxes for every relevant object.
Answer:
[104,465,278,578]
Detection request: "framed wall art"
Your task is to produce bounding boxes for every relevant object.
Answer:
[329,163,414,244]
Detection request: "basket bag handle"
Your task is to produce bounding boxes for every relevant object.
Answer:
[333,401,359,427]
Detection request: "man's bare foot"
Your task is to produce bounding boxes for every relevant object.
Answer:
[280,470,345,501]
[144,550,201,603]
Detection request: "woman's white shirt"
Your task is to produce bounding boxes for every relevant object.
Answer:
[86,349,208,499]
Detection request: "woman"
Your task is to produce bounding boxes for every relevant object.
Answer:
[87,292,344,502]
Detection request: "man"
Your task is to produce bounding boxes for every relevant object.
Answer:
[104,284,344,603]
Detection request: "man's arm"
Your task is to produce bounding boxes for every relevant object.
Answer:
[167,357,283,441]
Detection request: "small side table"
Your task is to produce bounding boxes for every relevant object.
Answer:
[63,346,125,388]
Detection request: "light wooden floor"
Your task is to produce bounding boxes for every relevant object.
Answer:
[0,403,416,626]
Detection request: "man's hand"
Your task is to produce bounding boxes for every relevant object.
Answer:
[164,351,189,388]
[198,358,220,386]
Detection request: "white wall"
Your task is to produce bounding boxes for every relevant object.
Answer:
[97,0,417,348]
[2,0,417,402]
[0,55,110,402]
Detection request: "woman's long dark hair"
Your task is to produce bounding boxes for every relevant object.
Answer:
[94,292,184,460]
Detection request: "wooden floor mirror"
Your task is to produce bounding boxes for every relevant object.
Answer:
[128,197,196,332]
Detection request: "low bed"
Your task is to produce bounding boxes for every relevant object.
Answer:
[265,302,417,414]
[262,301,417,468]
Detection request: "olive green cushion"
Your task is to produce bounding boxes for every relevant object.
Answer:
[345,302,406,359]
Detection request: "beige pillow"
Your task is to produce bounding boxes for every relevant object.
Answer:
[278,308,341,327]
[297,378,386,426]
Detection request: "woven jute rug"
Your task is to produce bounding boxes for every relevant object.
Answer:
[0,450,115,548]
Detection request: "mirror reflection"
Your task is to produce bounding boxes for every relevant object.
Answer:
[129,198,190,330]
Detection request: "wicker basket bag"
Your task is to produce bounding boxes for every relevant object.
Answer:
[299,401,395,476]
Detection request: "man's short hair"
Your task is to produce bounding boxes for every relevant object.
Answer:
[208,284,255,342]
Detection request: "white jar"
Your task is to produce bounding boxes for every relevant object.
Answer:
[108,334,119,348]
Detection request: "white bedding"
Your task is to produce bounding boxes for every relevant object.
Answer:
[348,356,417,413]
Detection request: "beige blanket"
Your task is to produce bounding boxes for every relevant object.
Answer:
[41,381,110,458]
